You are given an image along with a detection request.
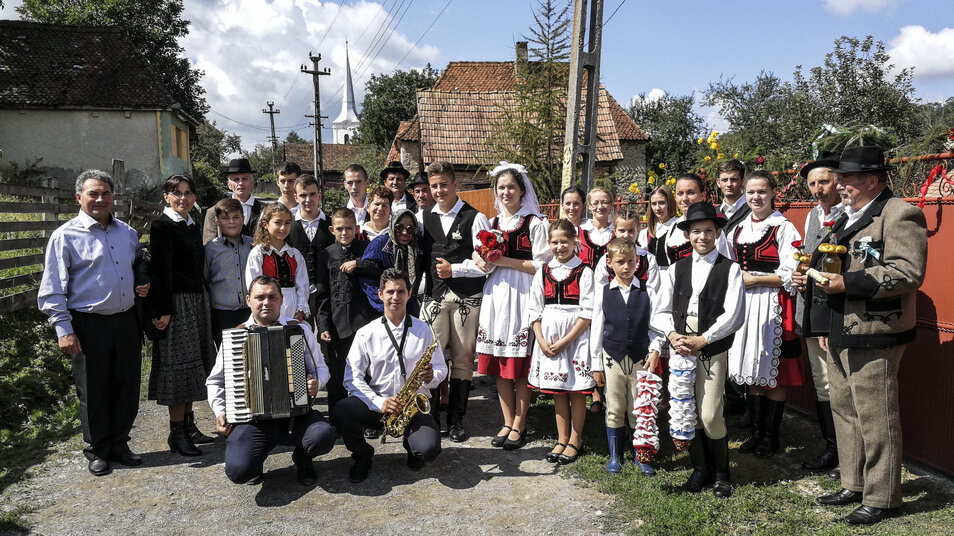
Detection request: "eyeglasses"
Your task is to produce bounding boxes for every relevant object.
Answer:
[168,191,195,199]
[591,201,611,207]
[394,224,415,234]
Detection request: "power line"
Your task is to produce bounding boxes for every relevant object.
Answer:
[352,0,415,83]
[604,0,626,27]
[209,109,307,132]
[394,0,454,69]
[281,1,352,103]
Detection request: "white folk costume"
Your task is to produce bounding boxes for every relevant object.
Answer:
[726,211,805,388]
[475,207,551,378]
[640,216,677,269]
[245,243,310,319]
[578,219,614,269]
[527,256,600,392]
[359,220,389,241]
[663,214,733,269]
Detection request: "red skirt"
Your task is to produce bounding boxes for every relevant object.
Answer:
[477,353,532,380]
[771,291,805,388]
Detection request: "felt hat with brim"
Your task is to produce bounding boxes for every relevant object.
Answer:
[410,171,428,186]
[380,160,410,180]
[830,146,895,174]
[226,158,252,174]
[799,151,840,179]
[676,202,728,231]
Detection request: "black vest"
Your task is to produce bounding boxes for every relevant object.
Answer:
[423,201,487,298]
[601,283,651,363]
[671,254,735,357]
[288,216,334,288]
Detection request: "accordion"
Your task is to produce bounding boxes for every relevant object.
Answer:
[222,324,311,423]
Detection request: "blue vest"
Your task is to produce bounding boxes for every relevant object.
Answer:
[601,283,651,363]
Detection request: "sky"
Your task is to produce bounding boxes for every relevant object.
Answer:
[3,0,953,150]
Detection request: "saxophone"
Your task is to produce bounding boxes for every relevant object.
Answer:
[380,337,438,438]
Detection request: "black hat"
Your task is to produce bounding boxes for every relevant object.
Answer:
[830,146,895,174]
[409,171,429,186]
[676,202,728,231]
[380,160,410,180]
[799,150,840,179]
[226,158,252,174]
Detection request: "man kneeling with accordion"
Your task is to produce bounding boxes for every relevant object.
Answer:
[206,275,336,486]
[331,268,447,483]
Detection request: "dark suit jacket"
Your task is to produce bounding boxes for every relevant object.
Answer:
[722,202,751,235]
[202,197,264,245]
[315,240,379,339]
[395,193,418,214]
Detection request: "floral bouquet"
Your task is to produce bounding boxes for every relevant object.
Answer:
[475,229,507,262]
[633,370,663,463]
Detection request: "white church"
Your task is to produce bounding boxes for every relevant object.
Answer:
[332,43,359,145]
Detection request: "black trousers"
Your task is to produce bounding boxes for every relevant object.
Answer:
[224,410,336,484]
[70,309,142,459]
[209,307,251,348]
[331,396,441,462]
[324,333,356,411]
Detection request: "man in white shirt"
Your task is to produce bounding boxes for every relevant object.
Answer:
[716,159,750,234]
[344,164,370,224]
[420,161,491,442]
[202,158,264,244]
[206,276,335,486]
[381,160,417,213]
[331,269,447,483]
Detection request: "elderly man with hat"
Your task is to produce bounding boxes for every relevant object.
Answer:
[382,160,417,213]
[795,150,846,475]
[409,171,434,229]
[203,158,264,245]
[793,146,927,525]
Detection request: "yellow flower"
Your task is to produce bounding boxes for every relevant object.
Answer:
[697,137,704,144]
[717,153,725,160]
[658,163,667,170]
[712,131,719,138]
[628,183,640,194]
[648,175,656,184]
[710,142,720,152]
[665,178,676,187]
[704,155,711,161]
[733,153,740,158]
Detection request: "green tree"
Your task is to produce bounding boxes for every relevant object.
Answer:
[487,0,572,200]
[628,92,706,178]
[285,130,307,144]
[356,66,439,151]
[191,120,241,206]
[19,0,208,120]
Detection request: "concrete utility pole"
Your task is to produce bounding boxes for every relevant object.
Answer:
[560,0,604,197]
[301,52,331,210]
[262,101,280,171]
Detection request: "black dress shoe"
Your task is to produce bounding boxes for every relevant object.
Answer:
[502,428,525,451]
[845,505,895,526]
[348,460,372,483]
[545,443,566,463]
[110,444,143,467]
[712,479,733,498]
[292,447,317,486]
[557,443,581,465]
[491,426,512,448]
[448,422,468,443]
[88,457,111,476]
[363,427,381,440]
[817,488,863,506]
[407,452,425,471]
[828,466,841,480]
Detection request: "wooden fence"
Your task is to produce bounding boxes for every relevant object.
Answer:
[0,160,164,314]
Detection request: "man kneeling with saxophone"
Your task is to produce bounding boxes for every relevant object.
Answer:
[332,268,447,483]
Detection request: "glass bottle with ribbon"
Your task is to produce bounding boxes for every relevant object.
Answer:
[818,221,847,274]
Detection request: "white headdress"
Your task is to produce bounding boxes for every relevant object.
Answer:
[489,161,542,217]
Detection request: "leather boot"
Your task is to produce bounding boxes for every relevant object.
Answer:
[680,430,713,493]
[168,420,202,456]
[755,399,785,457]
[739,395,765,454]
[605,427,625,473]
[803,401,839,472]
[707,435,733,498]
[447,379,471,442]
[185,411,214,445]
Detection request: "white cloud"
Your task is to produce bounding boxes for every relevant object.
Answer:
[628,88,666,107]
[888,25,954,79]
[822,0,896,16]
[181,0,443,148]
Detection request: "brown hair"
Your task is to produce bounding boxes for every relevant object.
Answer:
[606,237,636,261]
[330,207,356,224]
[213,197,243,219]
[276,161,302,178]
[743,169,777,189]
[254,203,294,247]
[647,185,676,238]
[368,185,394,204]
[426,161,456,181]
[549,218,578,239]
[294,174,320,191]
[561,185,585,204]
[717,159,746,178]
[344,164,368,180]
[613,209,640,227]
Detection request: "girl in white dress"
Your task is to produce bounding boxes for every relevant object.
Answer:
[665,174,733,267]
[475,162,551,450]
[528,219,604,464]
[639,186,678,270]
[246,203,310,321]
[726,170,805,457]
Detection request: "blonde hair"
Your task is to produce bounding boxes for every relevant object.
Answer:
[647,186,676,238]
[586,186,614,209]
[254,203,293,247]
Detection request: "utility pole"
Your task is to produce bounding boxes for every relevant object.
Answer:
[262,101,280,171]
[560,0,604,200]
[301,52,331,210]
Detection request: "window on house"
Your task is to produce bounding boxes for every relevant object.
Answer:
[172,126,189,160]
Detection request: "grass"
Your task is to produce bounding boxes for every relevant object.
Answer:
[526,395,954,536]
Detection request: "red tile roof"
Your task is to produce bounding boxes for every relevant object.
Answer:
[283,143,361,172]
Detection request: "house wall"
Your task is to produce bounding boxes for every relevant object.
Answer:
[0,108,190,191]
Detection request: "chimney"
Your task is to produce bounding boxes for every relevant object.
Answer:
[515,41,529,80]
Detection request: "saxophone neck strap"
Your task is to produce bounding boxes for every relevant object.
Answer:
[382,314,413,379]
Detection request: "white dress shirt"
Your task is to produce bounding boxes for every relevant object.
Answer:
[844,196,878,229]
[344,315,448,412]
[651,248,746,345]
[719,196,747,220]
[804,202,846,232]
[239,195,258,225]
[162,205,195,226]
[347,197,369,224]
[205,315,327,418]
[295,209,327,242]
[392,193,410,213]
[429,197,492,278]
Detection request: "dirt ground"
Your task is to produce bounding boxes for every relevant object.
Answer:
[3,375,617,536]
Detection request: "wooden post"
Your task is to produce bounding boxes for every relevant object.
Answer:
[41,176,58,239]
[112,158,127,219]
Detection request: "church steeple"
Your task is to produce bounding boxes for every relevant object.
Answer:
[333,41,360,144]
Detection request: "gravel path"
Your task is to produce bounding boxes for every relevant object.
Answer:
[5,375,615,535]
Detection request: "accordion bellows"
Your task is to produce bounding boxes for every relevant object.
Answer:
[223,325,311,423]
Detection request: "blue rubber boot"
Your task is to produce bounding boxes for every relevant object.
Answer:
[605,427,625,473]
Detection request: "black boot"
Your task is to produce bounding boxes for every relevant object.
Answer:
[185,411,214,445]
[739,395,765,454]
[168,420,201,456]
[755,399,785,457]
[803,401,839,472]
[447,379,471,443]
[429,388,447,436]
[680,430,714,493]
[707,435,733,498]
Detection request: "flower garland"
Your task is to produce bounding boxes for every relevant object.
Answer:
[668,352,697,450]
[633,370,662,462]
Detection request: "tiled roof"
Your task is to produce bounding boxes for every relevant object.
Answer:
[284,142,361,173]
[0,21,175,108]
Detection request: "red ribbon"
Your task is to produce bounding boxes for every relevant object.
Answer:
[918,164,945,209]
